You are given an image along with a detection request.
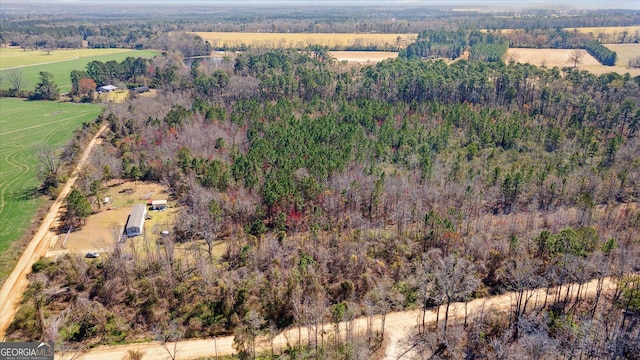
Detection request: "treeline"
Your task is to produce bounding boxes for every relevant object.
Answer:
[84,57,151,87]
[5,8,637,38]
[403,28,621,66]
[401,29,507,61]
[0,20,210,57]
[7,49,640,358]
[585,40,617,66]
[2,9,639,55]
[466,13,640,31]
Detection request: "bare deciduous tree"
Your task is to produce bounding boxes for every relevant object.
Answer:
[153,321,183,360]
[504,256,542,339]
[6,68,25,92]
[425,250,479,335]
[36,144,63,195]
[569,49,584,68]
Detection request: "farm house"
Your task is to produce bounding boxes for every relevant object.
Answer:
[151,199,167,210]
[125,204,147,237]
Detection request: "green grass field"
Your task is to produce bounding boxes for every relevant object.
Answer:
[0,49,156,93]
[0,48,140,69]
[0,98,103,253]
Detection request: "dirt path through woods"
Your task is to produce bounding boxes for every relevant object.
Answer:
[72,276,618,360]
[0,123,108,339]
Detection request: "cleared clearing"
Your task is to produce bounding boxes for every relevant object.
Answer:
[330,51,398,63]
[192,32,417,49]
[505,48,600,67]
[50,181,173,252]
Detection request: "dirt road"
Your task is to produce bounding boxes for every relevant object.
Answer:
[0,123,108,339]
[71,276,618,360]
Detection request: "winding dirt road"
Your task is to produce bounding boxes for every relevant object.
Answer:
[0,123,108,339]
[69,276,618,360]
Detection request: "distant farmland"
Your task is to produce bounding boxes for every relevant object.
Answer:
[505,48,600,68]
[330,51,398,63]
[604,43,640,67]
[0,99,103,277]
[192,32,417,50]
[566,25,640,38]
[0,49,157,93]
[505,47,640,76]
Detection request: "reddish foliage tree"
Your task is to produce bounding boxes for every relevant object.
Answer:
[78,77,97,95]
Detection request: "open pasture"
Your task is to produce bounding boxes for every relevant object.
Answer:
[192,32,417,50]
[566,25,640,37]
[0,48,138,70]
[0,98,103,252]
[0,49,156,94]
[604,43,640,67]
[505,48,600,67]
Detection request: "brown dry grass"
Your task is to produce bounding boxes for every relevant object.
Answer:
[329,51,398,63]
[505,48,640,76]
[48,180,228,260]
[52,181,173,252]
[505,48,600,67]
[98,90,129,104]
[192,32,417,50]
[604,43,640,67]
[566,26,640,36]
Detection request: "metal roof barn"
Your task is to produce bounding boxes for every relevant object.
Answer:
[125,204,147,237]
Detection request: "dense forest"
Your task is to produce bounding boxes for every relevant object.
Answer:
[7,44,640,358]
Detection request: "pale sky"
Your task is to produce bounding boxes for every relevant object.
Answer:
[5,0,640,7]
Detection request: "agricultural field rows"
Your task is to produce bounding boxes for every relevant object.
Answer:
[191,32,417,50]
[0,98,103,256]
[0,49,157,93]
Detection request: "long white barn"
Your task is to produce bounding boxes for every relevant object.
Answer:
[125,204,147,237]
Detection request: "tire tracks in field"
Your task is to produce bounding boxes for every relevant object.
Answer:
[0,118,68,225]
[0,145,31,231]
[0,111,92,137]
[0,123,108,339]
[0,107,98,223]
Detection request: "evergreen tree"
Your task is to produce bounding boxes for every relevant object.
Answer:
[30,71,60,100]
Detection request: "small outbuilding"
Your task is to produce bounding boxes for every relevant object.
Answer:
[125,204,147,237]
[151,199,168,211]
[133,86,150,94]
